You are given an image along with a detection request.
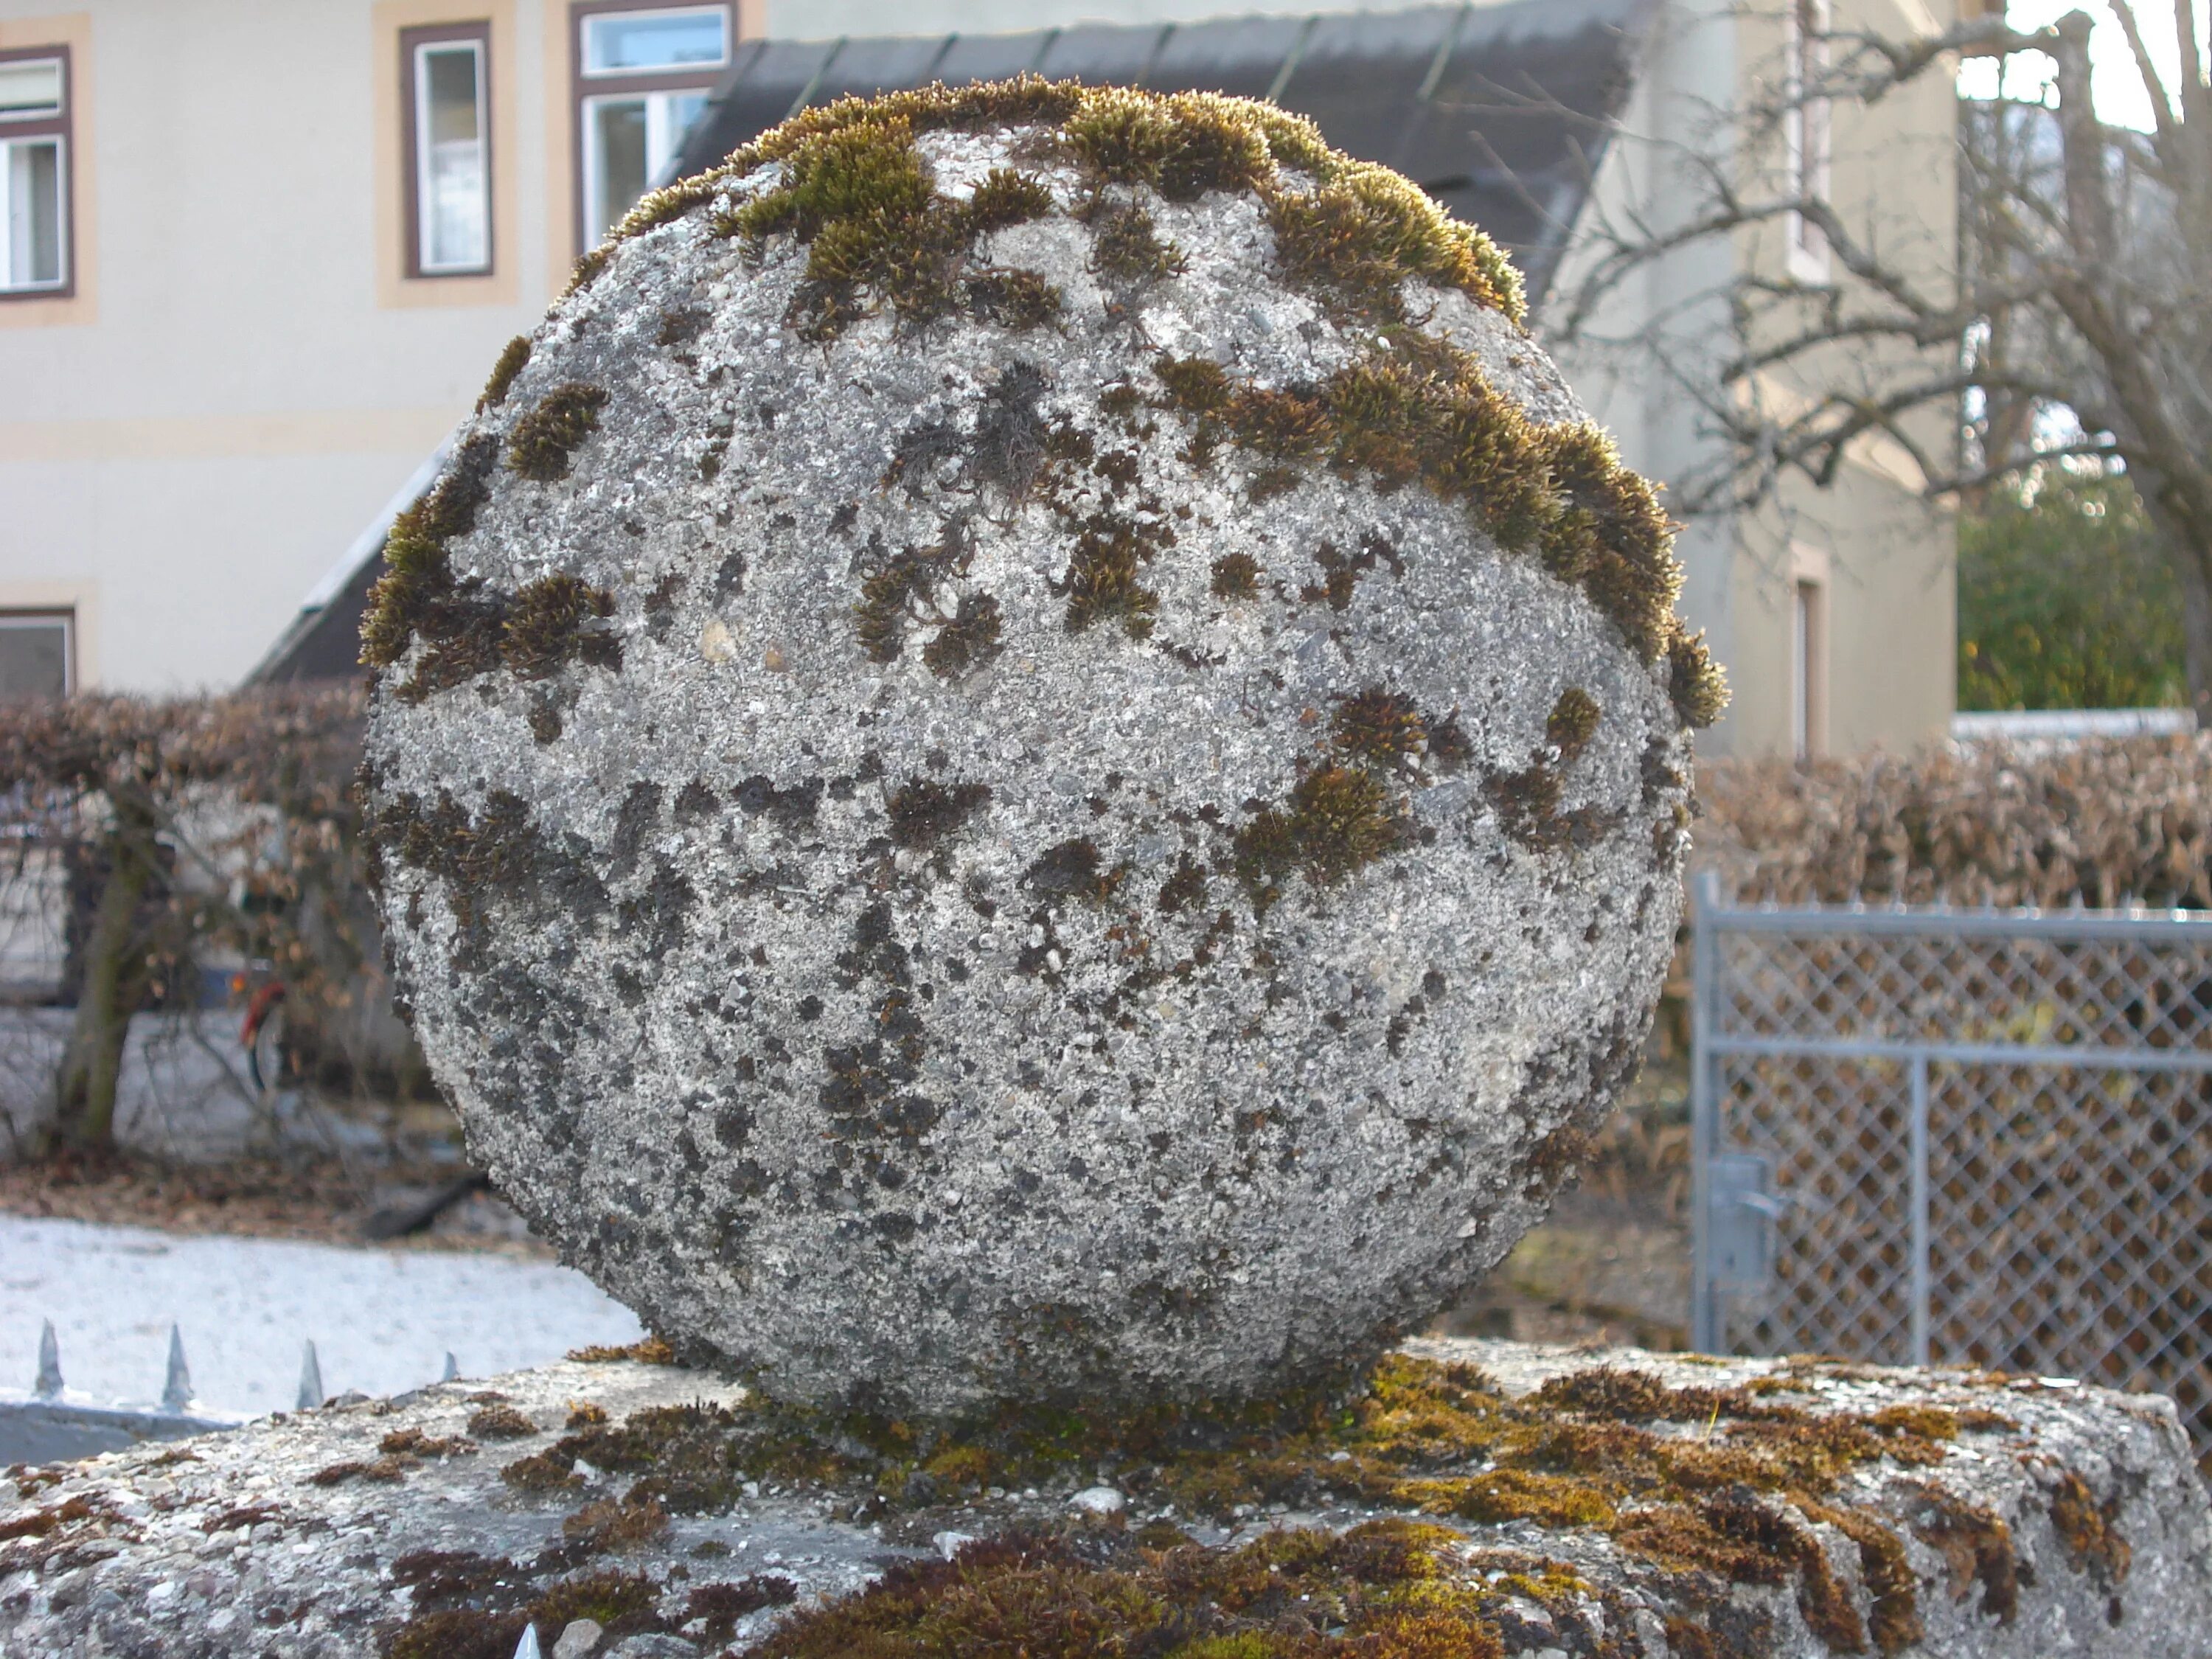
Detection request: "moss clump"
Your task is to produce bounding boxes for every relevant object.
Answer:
[655,78,1523,357]
[752,1531,1619,1659]
[753,1520,1527,1659]
[501,575,621,681]
[1904,1479,2019,1623]
[717,116,1066,341]
[1804,1498,1924,1655]
[1667,625,1729,729]
[467,1404,541,1441]
[1088,199,1186,286]
[1156,857,1208,914]
[386,1563,667,1658]
[1540,424,1677,653]
[1545,687,1601,759]
[1154,353,1232,413]
[2047,1466,2131,1587]
[922,592,1006,678]
[724,113,931,254]
[476,334,532,412]
[563,1494,670,1554]
[506,1400,752,1511]
[306,1456,406,1487]
[380,1427,475,1459]
[1266,165,1520,321]
[961,267,1062,330]
[457,1352,2076,1657]
[1234,764,1403,900]
[1613,1492,1865,1652]
[965,167,1055,231]
[1210,552,1262,600]
[563,243,613,296]
[885,778,991,850]
[1331,687,1428,771]
[687,1576,799,1643]
[507,383,610,483]
[1060,518,1161,638]
[1431,1468,1619,1528]
[569,1335,678,1364]
[852,528,987,666]
[386,1607,529,1659]
[529,1568,662,1633]
[1063,88,1273,201]
[360,434,500,678]
[1151,342,1718,716]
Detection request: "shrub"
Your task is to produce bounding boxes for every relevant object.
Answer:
[0,687,421,1150]
[1697,735,2212,911]
[1958,471,2188,713]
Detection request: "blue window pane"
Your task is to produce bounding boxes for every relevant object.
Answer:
[584,7,728,75]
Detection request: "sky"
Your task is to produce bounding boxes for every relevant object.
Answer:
[1957,0,2207,129]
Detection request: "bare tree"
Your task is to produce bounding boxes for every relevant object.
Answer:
[1545,4,2212,720]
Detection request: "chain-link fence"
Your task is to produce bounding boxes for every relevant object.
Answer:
[1689,872,2212,1452]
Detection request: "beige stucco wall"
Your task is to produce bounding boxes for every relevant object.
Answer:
[3,0,1958,721]
[1551,0,1958,758]
[0,0,701,692]
[1725,0,1958,757]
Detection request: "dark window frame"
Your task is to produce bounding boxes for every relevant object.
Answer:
[400,19,495,279]
[0,44,75,302]
[0,608,76,700]
[570,0,734,257]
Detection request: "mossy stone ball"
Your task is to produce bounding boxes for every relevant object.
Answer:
[363,81,1719,1418]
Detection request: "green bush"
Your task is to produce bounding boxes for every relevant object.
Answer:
[1957,470,2187,711]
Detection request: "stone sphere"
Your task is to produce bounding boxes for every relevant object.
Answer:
[363,83,1720,1417]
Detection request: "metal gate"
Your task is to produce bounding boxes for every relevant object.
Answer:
[1688,872,2212,1448]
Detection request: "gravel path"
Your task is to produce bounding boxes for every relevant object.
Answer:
[0,1216,641,1416]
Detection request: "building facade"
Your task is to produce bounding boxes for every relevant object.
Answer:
[0,0,1956,757]
[0,0,762,695]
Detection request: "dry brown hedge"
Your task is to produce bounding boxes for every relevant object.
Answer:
[1695,735,2212,911]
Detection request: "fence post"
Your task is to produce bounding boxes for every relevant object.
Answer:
[1909,1054,1931,1367]
[1689,870,1722,1354]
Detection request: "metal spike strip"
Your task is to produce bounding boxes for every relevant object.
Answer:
[161,1324,193,1415]
[34,1319,61,1399]
[297,1340,324,1411]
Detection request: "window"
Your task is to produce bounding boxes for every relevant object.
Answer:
[1784,0,1832,277]
[575,3,731,249]
[0,611,72,700]
[1792,580,1826,759]
[403,24,492,276]
[0,49,69,296]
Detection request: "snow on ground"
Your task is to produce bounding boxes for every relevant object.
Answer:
[0,1216,642,1417]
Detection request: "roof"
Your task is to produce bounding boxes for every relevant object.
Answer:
[674,0,1653,306]
[252,0,1651,686]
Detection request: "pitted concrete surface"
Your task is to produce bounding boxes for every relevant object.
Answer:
[366,99,1698,1414]
[6,1340,2208,1658]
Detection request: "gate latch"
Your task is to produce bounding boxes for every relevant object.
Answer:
[1710,1153,1783,1292]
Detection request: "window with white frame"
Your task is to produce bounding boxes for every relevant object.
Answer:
[403,23,492,276]
[1784,0,1832,277]
[0,611,73,700]
[576,3,731,249]
[0,49,69,296]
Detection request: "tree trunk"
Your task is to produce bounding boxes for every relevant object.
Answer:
[46,790,159,1154]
